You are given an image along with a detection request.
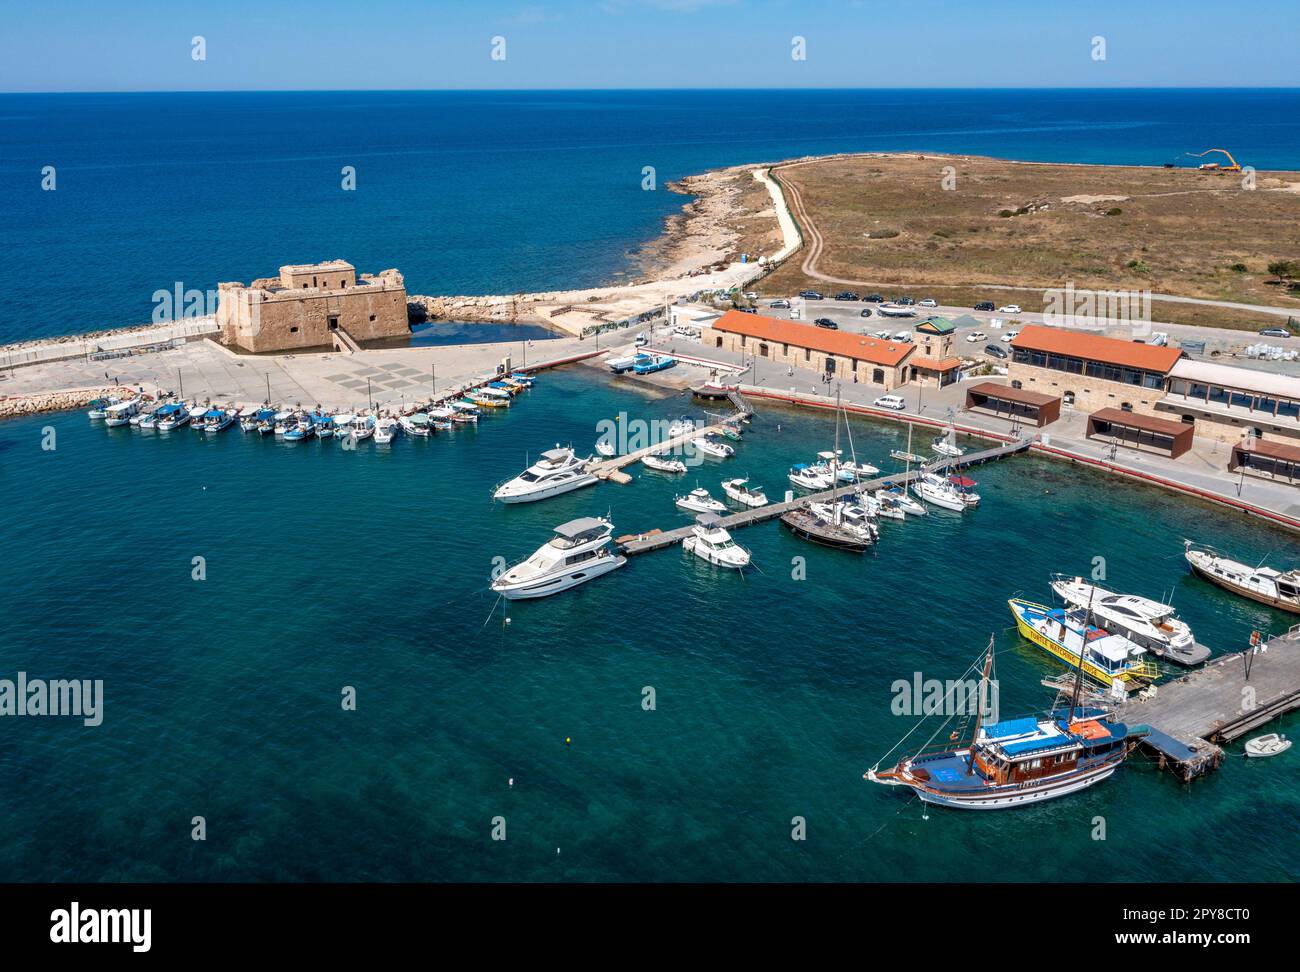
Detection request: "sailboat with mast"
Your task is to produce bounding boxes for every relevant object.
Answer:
[889,422,927,465]
[867,634,1140,809]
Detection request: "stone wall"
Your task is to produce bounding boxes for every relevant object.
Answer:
[0,386,146,421]
[1008,361,1166,416]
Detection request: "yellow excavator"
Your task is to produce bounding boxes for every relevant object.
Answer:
[1184,148,1242,172]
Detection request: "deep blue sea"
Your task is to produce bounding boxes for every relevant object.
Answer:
[3,89,1300,343]
[3,90,1300,882]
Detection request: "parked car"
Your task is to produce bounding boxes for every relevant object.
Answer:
[894,296,915,306]
[634,334,648,346]
[1002,329,1020,342]
[769,298,791,309]
[893,331,913,343]
[985,343,1008,359]
[918,298,938,308]
[873,394,907,411]
[742,291,759,300]
[873,330,891,339]
[859,308,874,317]
[835,291,860,301]
[965,331,987,343]
[974,300,995,312]
[814,318,838,329]
[799,290,824,300]
[863,294,884,303]
[1259,327,1292,338]
[997,304,1022,315]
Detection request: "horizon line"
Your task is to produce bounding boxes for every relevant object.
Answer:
[4,85,1300,96]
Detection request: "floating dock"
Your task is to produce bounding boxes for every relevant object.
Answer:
[617,436,1031,554]
[1113,624,1300,780]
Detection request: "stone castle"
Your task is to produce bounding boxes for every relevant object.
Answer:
[217,260,409,353]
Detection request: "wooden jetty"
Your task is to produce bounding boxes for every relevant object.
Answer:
[1113,623,1300,780]
[617,435,1032,555]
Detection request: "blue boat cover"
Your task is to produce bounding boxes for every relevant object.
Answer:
[1001,734,1076,757]
[981,716,1039,739]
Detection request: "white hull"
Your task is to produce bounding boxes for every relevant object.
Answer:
[684,537,749,569]
[912,481,966,511]
[914,761,1119,810]
[496,475,598,504]
[496,555,626,599]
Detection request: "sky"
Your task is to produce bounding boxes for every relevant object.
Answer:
[1,0,1297,92]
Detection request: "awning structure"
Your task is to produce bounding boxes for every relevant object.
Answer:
[1230,437,1300,485]
[1087,407,1194,459]
[964,381,1061,427]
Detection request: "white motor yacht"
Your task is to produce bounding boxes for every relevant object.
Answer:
[493,446,598,504]
[491,517,626,599]
[721,478,767,508]
[912,472,978,511]
[1184,541,1300,615]
[642,453,687,474]
[1049,575,1210,666]
[789,460,835,490]
[675,487,727,514]
[683,514,751,569]
[690,436,734,459]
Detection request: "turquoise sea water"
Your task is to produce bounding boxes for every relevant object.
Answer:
[2,368,1298,882]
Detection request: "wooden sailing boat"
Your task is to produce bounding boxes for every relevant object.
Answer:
[780,389,875,552]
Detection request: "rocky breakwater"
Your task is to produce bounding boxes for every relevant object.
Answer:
[409,294,555,324]
[0,387,149,421]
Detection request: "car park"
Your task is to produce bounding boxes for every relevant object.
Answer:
[965,331,987,343]
[814,318,838,329]
[918,298,938,308]
[1260,327,1292,338]
[1002,329,1020,342]
[974,300,995,311]
[997,304,1022,315]
[985,343,1008,359]
[873,394,907,411]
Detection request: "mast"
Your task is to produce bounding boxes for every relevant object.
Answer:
[1067,583,1096,722]
[965,635,996,775]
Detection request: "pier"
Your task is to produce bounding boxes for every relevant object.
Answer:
[1114,624,1300,780]
[617,435,1031,554]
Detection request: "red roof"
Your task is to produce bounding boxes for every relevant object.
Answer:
[710,310,915,367]
[910,356,963,372]
[1010,325,1183,374]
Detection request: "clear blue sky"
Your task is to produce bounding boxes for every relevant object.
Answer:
[3,0,1297,92]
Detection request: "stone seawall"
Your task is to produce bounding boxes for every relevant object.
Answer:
[0,386,145,420]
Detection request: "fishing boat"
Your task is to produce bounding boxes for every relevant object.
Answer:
[330,414,355,438]
[633,354,675,375]
[154,402,190,431]
[374,416,400,444]
[427,407,455,431]
[103,398,141,427]
[467,390,509,409]
[868,638,1138,809]
[1245,733,1291,758]
[788,461,835,490]
[683,514,751,569]
[491,517,626,600]
[606,353,642,374]
[202,407,236,433]
[595,438,617,458]
[315,417,334,439]
[272,411,295,436]
[477,386,514,402]
[283,416,313,441]
[238,407,261,432]
[136,404,162,430]
[399,414,430,437]
[493,446,598,504]
[86,398,116,420]
[450,401,480,423]
[717,422,744,442]
[722,478,767,508]
[642,453,687,474]
[252,407,277,434]
[1183,540,1300,614]
[350,415,376,440]
[912,472,977,511]
[129,403,156,427]
[837,460,880,482]
[508,372,534,386]
[690,436,734,459]
[1008,598,1159,685]
[675,487,727,514]
[1049,575,1210,666]
[488,380,520,397]
[876,486,926,516]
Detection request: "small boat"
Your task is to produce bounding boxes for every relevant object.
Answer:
[717,422,744,442]
[667,417,698,438]
[890,449,927,464]
[722,478,767,508]
[315,420,334,439]
[877,485,926,516]
[1049,575,1210,666]
[691,378,738,402]
[675,487,727,514]
[595,438,617,458]
[238,407,261,432]
[254,407,278,434]
[690,436,734,459]
[782,502,876,552]
[606,353,642,374]
[1008,598,1159,685]
[932,426,965,458]
[872,492,907,521]
[837,460,880,482]
[273,411,295,436]
[1244,733,1291,758]
[467,391,509,409]
[491,517,626,599]
[129,404,154,427]
[331,414,355,438]
[508,372,534,386]
[103,398,141,427]
[642,453,687,474]
[283,417,313,441]
[86,398,116,420]
[632,354,675,375]
[912,472,977,512]
[374,416,400,444]
[683,514,751,569]
[869,638,1139,809]
[1184,540,1300,615]
[788,462,835,491]
[350,415,376,440]
[136,405,161,430]
[493,446,597,504]
[488,380,520,396]
[399,414,430,437]
[427,407,455,430]
[203,407,236,433]
[154,402,191,431]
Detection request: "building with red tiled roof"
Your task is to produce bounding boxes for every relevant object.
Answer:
[702,310,916,389]
[1008,324,1185,419]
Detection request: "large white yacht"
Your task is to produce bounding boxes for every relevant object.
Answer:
[493,446,598,504]
[491,517,626,599]
[1184,540,1300,615]
[1049,575,1210,666]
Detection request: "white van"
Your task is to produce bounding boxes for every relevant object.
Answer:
[873,394,907,411]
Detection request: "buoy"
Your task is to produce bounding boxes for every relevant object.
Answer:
[508,777,514,787]
[565,737,571,746]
